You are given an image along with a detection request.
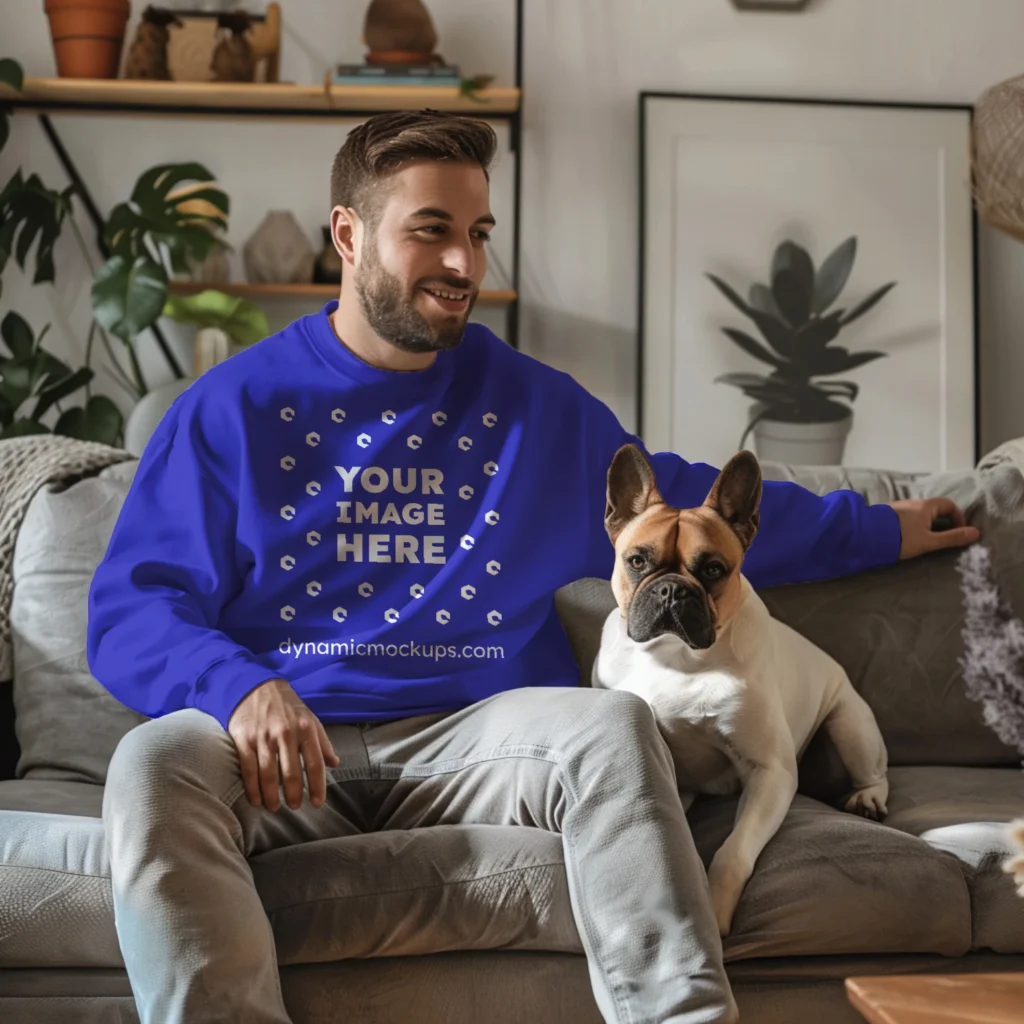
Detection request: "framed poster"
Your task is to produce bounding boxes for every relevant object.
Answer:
[638,92,978,472]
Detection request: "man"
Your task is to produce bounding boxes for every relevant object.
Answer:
[88,109,979,1024]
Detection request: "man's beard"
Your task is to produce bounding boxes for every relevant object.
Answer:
[355,241,477,354]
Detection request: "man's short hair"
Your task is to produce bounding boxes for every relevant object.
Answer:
[330,109,498,229]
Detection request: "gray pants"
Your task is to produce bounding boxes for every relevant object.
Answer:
[103,685,737,1024]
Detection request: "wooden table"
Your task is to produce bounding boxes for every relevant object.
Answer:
[846,973,1024,1023]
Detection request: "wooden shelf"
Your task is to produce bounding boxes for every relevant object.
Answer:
[168,281,517,304]
[2,78,519,119]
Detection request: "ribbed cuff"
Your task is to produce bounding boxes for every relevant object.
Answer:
[861,502,902,570]
[192,653,282,731]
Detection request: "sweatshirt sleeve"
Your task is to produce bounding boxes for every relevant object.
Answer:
[86,403,279,730]
[579,389,902,589]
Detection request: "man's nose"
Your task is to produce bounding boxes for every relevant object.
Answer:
[442,239,475,279]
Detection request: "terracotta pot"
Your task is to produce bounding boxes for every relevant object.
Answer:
[44,0,131,79]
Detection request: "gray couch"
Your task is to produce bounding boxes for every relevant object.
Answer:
[2,447,1024,1024]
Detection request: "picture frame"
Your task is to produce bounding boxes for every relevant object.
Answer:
[638,92,978,473]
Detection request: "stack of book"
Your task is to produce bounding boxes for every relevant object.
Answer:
[332,63,461,87]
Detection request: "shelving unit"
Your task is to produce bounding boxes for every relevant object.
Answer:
[2,1,525,361]
[167,280,517,304]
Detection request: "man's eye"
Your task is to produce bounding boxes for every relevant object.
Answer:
[474,231,491,242]
[628,554,646,570]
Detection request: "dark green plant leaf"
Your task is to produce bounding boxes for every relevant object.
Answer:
[804,346,888,376]
[771,267,811,328]
[0,114,8,155]
[30,365,93,421]
[0,391,12,427]
[0,418,50,439]
[92,254,169,342]
[792,310,844,358]
[720,328,784,369]
[706,272,753,317]
[838,282,897,327]
[0,172,74,284]
[771,241,814,306]
[1,310,34,359]
[749,282,784,321]
[0,361,32,408]
[813,236,856,314]
[0,58,24,92]
[55,395,122,445]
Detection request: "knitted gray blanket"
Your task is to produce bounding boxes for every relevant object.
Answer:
[0,434,137,680]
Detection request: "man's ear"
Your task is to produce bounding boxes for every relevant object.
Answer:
[704,450,763,550]
[605,444,664,542]
[331,206,361,270]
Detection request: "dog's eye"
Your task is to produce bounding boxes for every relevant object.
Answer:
[703,562,726,581]
[628,554,646,570]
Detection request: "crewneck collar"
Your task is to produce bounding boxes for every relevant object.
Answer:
[301,301,456,394]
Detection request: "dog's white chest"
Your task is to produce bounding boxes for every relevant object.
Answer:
[592,580,842,794]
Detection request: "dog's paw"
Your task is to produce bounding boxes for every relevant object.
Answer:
[845,781,889,822]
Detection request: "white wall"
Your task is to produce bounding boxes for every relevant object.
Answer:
[3,0,1024,458]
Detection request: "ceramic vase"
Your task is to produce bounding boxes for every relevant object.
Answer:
[243,211,315,284]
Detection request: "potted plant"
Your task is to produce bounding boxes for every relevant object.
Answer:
[707,237,895,465]
[44,0,132,79]
[162,288,269,375]
[1,55,240,444]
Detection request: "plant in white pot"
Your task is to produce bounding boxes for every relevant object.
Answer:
[162,289,269,376]
[708,237,895,465]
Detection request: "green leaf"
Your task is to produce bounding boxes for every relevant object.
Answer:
[804,346,888,376]
[749,283,784,321]
[0,113,9,155]
[792,310,844,360]
[771,241,815,307]
[1,310,35,359]
[0,418,50,439]
[0,361,32,408]
[839,282,897,327]
[813,236,856,314]
[162,289,269,346]
[30,365,93,421]
[54,395,122,445]
[720,328,783,369]
[706,272,752,317]
[0,58,24,92]
[0,172,72,284]
[771,267,811,328]
[92,254,169,342]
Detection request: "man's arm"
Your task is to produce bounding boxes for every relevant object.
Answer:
[86,412,278,729]
[579,390,976,588]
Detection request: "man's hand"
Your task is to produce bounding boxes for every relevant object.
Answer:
[227,678,340,812]
[889,497,980,560]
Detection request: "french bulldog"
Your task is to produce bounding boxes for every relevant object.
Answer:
[591,444,889,938]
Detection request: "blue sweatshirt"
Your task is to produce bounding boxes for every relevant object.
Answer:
[87,302,901,730]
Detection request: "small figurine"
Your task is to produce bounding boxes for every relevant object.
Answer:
[211,10,255,83]
[124,5,183,80]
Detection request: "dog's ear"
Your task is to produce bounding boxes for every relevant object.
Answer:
[704,450,762,550]
[605,444,664,542]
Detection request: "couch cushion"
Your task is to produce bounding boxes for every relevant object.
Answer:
[10,460,146,784]
[881,766,1024,954]
[0,779,119,969]
[0,776,582,969]
[685,788,972,962]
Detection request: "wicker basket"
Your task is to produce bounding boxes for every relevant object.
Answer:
[974,73,1024,243]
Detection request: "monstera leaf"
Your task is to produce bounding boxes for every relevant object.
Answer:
[0,170,76,286]
[104,162,228,275]
[0,57,24,156]
[92,254,169,343]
